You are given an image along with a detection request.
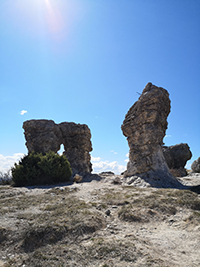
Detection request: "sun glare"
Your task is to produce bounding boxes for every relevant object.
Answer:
[4,0,86,48]
[43,0,64,36]
[6,0,64,41]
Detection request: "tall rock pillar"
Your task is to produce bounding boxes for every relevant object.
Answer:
[121,83,183,188]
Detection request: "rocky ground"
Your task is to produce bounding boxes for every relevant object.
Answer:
[0,172,200,267]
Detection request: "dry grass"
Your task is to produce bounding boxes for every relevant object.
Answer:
[96,186,200,224]
[0,186,106,266]
[0,171,12,185]
[0,182,200,266]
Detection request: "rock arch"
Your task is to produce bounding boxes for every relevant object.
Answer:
[23,119,92,176]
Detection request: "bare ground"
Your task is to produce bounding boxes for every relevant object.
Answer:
[0,173,200,267]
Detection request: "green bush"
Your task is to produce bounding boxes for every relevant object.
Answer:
[11,151,72,186]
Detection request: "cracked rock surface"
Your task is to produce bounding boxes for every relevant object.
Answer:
[121,83,183,188]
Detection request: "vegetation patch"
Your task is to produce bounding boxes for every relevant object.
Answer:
[0,171,12,185]
[22,225,67,252]
[1,178,200,266]
[112,188,200,222]
[11,151,72,186]
[0,227,8,244]
[118,207,156,223]
[0,185,105,258]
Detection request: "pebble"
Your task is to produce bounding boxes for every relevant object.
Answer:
[96,205,102,210]
[59,187,65,191]
[105,209,111,216]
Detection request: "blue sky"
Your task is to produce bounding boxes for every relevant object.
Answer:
[0,0,200,173]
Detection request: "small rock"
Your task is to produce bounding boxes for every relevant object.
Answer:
[105,209,111,216]
[96,205,102,210]
[59,187,65,191]
[112,177,122,184]
[73,174,82,183]
[69,187,77,192]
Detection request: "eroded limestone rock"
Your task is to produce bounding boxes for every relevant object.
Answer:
[121,82,183,188]
[23,120,62,154]
[162,143,192,176]
[23,119,92,176]
[59,122,92,176]
[191,157,200,173]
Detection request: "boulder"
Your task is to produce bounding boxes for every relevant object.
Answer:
[191,157,200,173]
[162,143,192,176]
[112,176,122,184]
[23,119,93,176]
[121,82,184,188]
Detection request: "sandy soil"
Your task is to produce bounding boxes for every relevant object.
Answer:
[68,174,200,266]
[0,173,200,266]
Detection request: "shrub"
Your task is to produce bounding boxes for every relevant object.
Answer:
[11,151,72,186]
[0,170,12,185]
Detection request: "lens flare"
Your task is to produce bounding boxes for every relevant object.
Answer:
[4,0,85,46]
[44,0,64,38]
[4,0,65,41]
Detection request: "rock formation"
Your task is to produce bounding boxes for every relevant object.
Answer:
[23,119,92,176]
[162,143,192,176]
[191,157,200,173]
[23,120,62,154]
[59,122,92,175]
[121,82,184,188]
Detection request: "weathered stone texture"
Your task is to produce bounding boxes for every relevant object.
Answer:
[23,120,92,176]
[23,120,62,154]
[59,122,92,175]
[162,143,192,176]
[121,82,183,188]
[191,157,200,173]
